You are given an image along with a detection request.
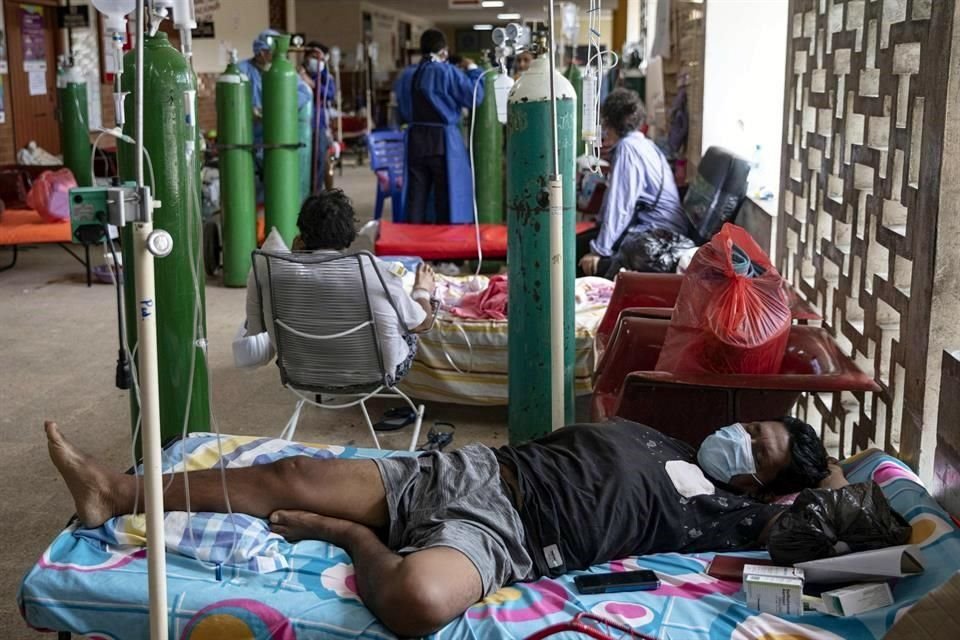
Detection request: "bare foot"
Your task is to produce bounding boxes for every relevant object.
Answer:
[269,509,360,546]
[45,421,121,528]
[414,263,436,293]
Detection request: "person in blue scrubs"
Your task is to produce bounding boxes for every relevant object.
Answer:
[238,29,314,201]
[394,29,483,224]
[299,41,336,191]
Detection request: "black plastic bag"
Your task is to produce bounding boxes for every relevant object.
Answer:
[604,228,697,278]
[767,481,912,565]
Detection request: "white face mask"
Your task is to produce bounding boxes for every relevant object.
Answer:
[697,423,760,485]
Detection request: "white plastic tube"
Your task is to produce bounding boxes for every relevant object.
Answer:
[132,1,168,636]
[133,221,169,640]
[547,0,564,431]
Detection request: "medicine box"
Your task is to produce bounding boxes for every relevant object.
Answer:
[822,582,894,617]
[744,564,804,617]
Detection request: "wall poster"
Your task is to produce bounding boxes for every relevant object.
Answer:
[0,7,8,74]
[21,5,47,72]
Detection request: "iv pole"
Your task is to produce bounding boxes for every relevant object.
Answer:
[546,1,565,430]
[131,0,170,637]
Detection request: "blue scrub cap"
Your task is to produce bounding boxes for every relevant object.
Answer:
[253,29,281,55]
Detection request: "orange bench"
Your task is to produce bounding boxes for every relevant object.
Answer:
[0,208,93,285]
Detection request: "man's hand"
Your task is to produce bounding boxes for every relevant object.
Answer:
[459,57,475,70]
[579,253,601,276]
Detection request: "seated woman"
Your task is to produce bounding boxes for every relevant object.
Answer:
[234,189,436,382]
[578,88,690,277]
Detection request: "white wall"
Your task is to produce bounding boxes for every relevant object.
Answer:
[192,0,270,73]
[702,0,788,197]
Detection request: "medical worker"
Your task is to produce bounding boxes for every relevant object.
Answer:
[394,29,483,224]
[300,41,337,191]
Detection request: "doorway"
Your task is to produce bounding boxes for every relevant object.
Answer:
[5,0,60,155]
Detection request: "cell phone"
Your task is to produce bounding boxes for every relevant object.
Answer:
[574,570,660,595]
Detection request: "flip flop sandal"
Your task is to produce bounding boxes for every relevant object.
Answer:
[373,406,417,432]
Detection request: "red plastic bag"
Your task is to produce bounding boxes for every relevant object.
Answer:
[655,224,791,374]
[26,168,77,223]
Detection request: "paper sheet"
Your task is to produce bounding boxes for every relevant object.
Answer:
[796,545,925,584]
[28,70,45,95]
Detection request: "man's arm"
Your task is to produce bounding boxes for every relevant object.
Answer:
[590,147,643,257]
[451,61,484,111]
[819,458,850,490]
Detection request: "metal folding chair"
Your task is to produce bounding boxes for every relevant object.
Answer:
[253,249,424,450]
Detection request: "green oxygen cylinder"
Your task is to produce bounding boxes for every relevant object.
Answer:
[298,96,314,202]
[262,34,301,244]
[217,54,257,288]
[506,56,577,444]
[472,61,503,223]
[118,33,210,441]
[58,65,92,187]
[563,61,583,155]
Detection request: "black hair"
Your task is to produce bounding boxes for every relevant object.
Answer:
[306,40,329,55]
[420,29,446,55]
[768,416,830,494]
[600,88,646,138]
[447,53,463,66]
[296,189,357,251]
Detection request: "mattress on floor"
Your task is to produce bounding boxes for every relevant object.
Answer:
[399,275,614,405]
[19,434,960,640]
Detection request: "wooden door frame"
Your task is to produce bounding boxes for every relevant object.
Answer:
[5,0,64,154]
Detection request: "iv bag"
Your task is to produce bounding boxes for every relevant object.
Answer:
[494,73,514,125]
[582,70,598,142]
[92,0,135,34]
[91,0,135,15]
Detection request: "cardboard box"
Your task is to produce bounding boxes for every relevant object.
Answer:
[744,565,805,617]
[822,583,894,617]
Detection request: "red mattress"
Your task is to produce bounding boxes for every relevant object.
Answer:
[0,209,71,245]
[375,220,596,260]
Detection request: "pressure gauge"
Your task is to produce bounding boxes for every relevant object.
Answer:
[290,34,305,48]
[491,27,507,47]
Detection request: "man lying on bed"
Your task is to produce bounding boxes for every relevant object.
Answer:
[45,418,846,637]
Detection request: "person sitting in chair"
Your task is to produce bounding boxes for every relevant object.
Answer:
[577,89,690,277]
[46,417,845,637]
[234,188,436,380]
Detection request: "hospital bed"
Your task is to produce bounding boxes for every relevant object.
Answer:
[0,209,94,285]
[398,274,614,405]
[18,432,960,639]
[374,220,596,261]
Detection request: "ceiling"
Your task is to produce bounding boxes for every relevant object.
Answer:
[307,1,598,27]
